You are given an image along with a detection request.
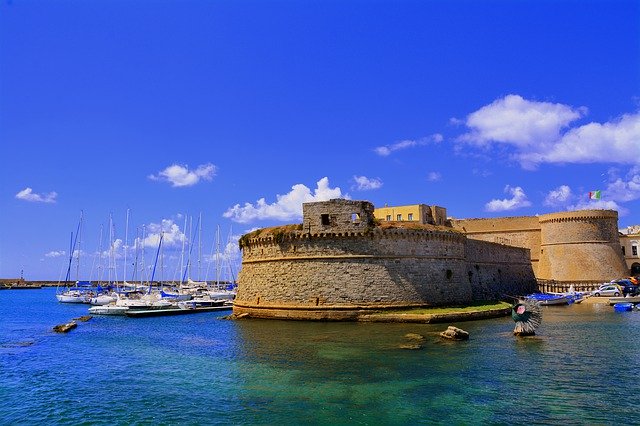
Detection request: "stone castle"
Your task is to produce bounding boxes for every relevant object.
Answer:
[233,199,628,320]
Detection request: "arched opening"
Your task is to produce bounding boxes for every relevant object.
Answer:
[631,262,640,276]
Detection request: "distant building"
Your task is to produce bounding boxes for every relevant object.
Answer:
[374,204,447,226]
[619,226,640,275]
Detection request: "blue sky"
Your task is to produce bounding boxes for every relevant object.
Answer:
[1,0,639,280]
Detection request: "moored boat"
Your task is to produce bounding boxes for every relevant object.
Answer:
[525,293,570,306]
[613,302,634,312]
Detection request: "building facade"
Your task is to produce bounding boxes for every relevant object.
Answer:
[620,225,640,275]
[374,204,447,226]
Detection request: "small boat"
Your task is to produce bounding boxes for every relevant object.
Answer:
[525,293,570,306]
[56,287,94,304]
[613,302,634,312]
[88,305,129,315]
[125,304,232,318]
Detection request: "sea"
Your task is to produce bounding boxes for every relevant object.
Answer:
[1,288,639,425]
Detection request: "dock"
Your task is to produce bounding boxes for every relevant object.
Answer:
[124,305,233,318]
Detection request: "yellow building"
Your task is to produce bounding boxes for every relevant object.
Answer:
[374,204,447,226]
[620,226,640,275]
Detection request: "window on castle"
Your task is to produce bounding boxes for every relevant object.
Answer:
[633,246,638,256]
[351,213,361,223]
[408,213,413,221]
[622,246,626,256]
[321,214,330,225]
[397,214,402,221]
[386,215,391,221]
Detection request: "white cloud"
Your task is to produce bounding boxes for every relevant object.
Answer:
[456,95,640,169]
[533,113,640,166]
[204,234,241,264]
[223,177,347,223]
[598,166,640,203]
[544,185,573,207]
[352,176,383,191]
[15,187,57,203]
[45,250,66,258]
[426,172,442,182]
[543,168,638,216]
[148,163,217,187]
[136,219,188,249]
[568,199,628,216]
[374,134,443,156]
[459,94,585,149]
[485,185,532,212]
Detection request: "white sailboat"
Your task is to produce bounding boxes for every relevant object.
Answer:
[57,211,95,303]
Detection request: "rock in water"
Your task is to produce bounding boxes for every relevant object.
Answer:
[73,315,92,322]
[53,322,77,333]
[439,326,469,340]
[404,333,426,342]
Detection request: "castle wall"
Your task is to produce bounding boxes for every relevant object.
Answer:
[465,239,537,300]
[450,210,628,283]
[235,230,537,319]
[235,229,473,319]
[235,200,626,320]
[450,216,541,275]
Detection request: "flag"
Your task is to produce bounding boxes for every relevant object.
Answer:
[589,190,601,200]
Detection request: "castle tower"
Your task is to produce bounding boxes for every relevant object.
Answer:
[537,210,628,283]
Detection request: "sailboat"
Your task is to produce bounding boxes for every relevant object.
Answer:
[90,231,173,315]
[57,212,95,303]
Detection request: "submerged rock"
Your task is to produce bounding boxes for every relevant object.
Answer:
[398,343,423,350]
[439,326,469,340]
[221,312,250,320]
[404,333,426,341]
[73,315,93,322]
[53,322,77,333]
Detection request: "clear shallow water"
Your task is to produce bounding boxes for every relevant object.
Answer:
[1,288,640,425]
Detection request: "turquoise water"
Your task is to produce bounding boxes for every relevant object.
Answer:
[2,288,640,425]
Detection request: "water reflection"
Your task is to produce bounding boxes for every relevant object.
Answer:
[2,289,640,425]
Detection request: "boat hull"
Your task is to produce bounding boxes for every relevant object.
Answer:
[525,294,570,306]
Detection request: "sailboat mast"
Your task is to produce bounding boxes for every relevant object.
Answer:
[97,224,104,283]
[149,233,163,294]
[123,208,129,287]
[141,224,146,285]
[188,215,193,280]
[198,212,202,282]
[180,215,187,284]
[75,210,84,281]
[216,224,221,286]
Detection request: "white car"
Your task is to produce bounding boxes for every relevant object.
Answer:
[591,285,621,297]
